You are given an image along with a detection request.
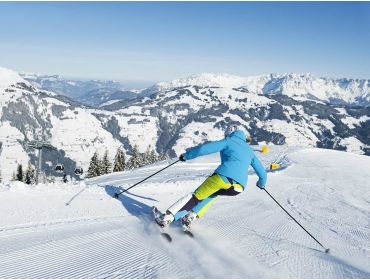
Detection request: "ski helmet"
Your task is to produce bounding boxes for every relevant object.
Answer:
[224,124,251,143]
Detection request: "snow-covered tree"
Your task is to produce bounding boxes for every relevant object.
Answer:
[101,150,112,175]
[142,146,151,166]
[149,146,158,164]
[142,145,158,166]
[87,152,101,178]
[16,164,24,182]
[25,163,36,185]
[127,144,142,169]
[113,147,126,172]
[157,151,169,161]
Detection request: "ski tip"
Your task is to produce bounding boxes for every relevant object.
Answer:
[183,230,194,238]
[161,233,172,242]
[325,248,330,254]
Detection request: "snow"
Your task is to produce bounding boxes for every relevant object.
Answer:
[0,122,29,179]
[153,73,370,106]
[49,108,122,167]
[0,148,369,278]
[262,119,319,147]
[156,73,255,90]
[340,136,368,154]
[172,122,225,156]
[99,99,122,107]
[114,115,159,153]
[0,66,24,92]
[0,67,27,107]
[341,115,370,129]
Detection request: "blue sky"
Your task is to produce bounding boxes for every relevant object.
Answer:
[0,2,369,86]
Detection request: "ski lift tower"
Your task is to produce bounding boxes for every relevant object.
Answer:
[27,140,56,184]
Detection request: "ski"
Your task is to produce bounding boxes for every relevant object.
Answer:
[151,206,172,243]
[160,232,172,242]
[182,229,194,238]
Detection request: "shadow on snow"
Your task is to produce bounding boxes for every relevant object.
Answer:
[104,185,157,218]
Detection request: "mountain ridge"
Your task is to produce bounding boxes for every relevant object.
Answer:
[21,70,370,107]
[0,65,369,181]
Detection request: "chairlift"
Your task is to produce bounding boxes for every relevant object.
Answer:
[74,167,83,176]
[55,164,65,173]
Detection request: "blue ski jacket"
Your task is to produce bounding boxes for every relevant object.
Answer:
[183,130,267,188]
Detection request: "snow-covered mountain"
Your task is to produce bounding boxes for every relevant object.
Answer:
[0,67,124,180]
[1,66,369,181]
[79,88,139,107]
[144,73,370,106]
[22,72,370,107]
[103,77,370,157]
[21,72,139,107]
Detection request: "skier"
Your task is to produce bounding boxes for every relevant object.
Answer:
[154,125,267,230]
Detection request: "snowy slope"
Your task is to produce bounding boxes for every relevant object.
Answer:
[0,67,123,180]
[0,148,369,278]
[0,66,24,92]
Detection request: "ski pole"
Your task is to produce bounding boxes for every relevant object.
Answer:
[263,188,330,253]
[113,160,180,199]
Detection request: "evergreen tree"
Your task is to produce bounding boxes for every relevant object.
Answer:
[142,145,158,165]
[113,147,126,172]
[87,152,101,178]
[149,146,158,164]
[25,163,36,185]
[16,164,24,182]
[127,144,142,169]
[157,151,169,161]
[101,150,112,175]
[142,146,151,166]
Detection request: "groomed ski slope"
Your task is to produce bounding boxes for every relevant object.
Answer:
[0,147,369,278]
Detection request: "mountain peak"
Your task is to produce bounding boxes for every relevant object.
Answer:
[0,66,24,91]
[154,72,326,90]
[156,73,254,90]
[150,72,369,105]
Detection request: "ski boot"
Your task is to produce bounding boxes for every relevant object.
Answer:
[152,207,174,228]
[181,211,197,231]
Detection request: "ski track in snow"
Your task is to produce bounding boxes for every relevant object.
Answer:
[0,147,370,278]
